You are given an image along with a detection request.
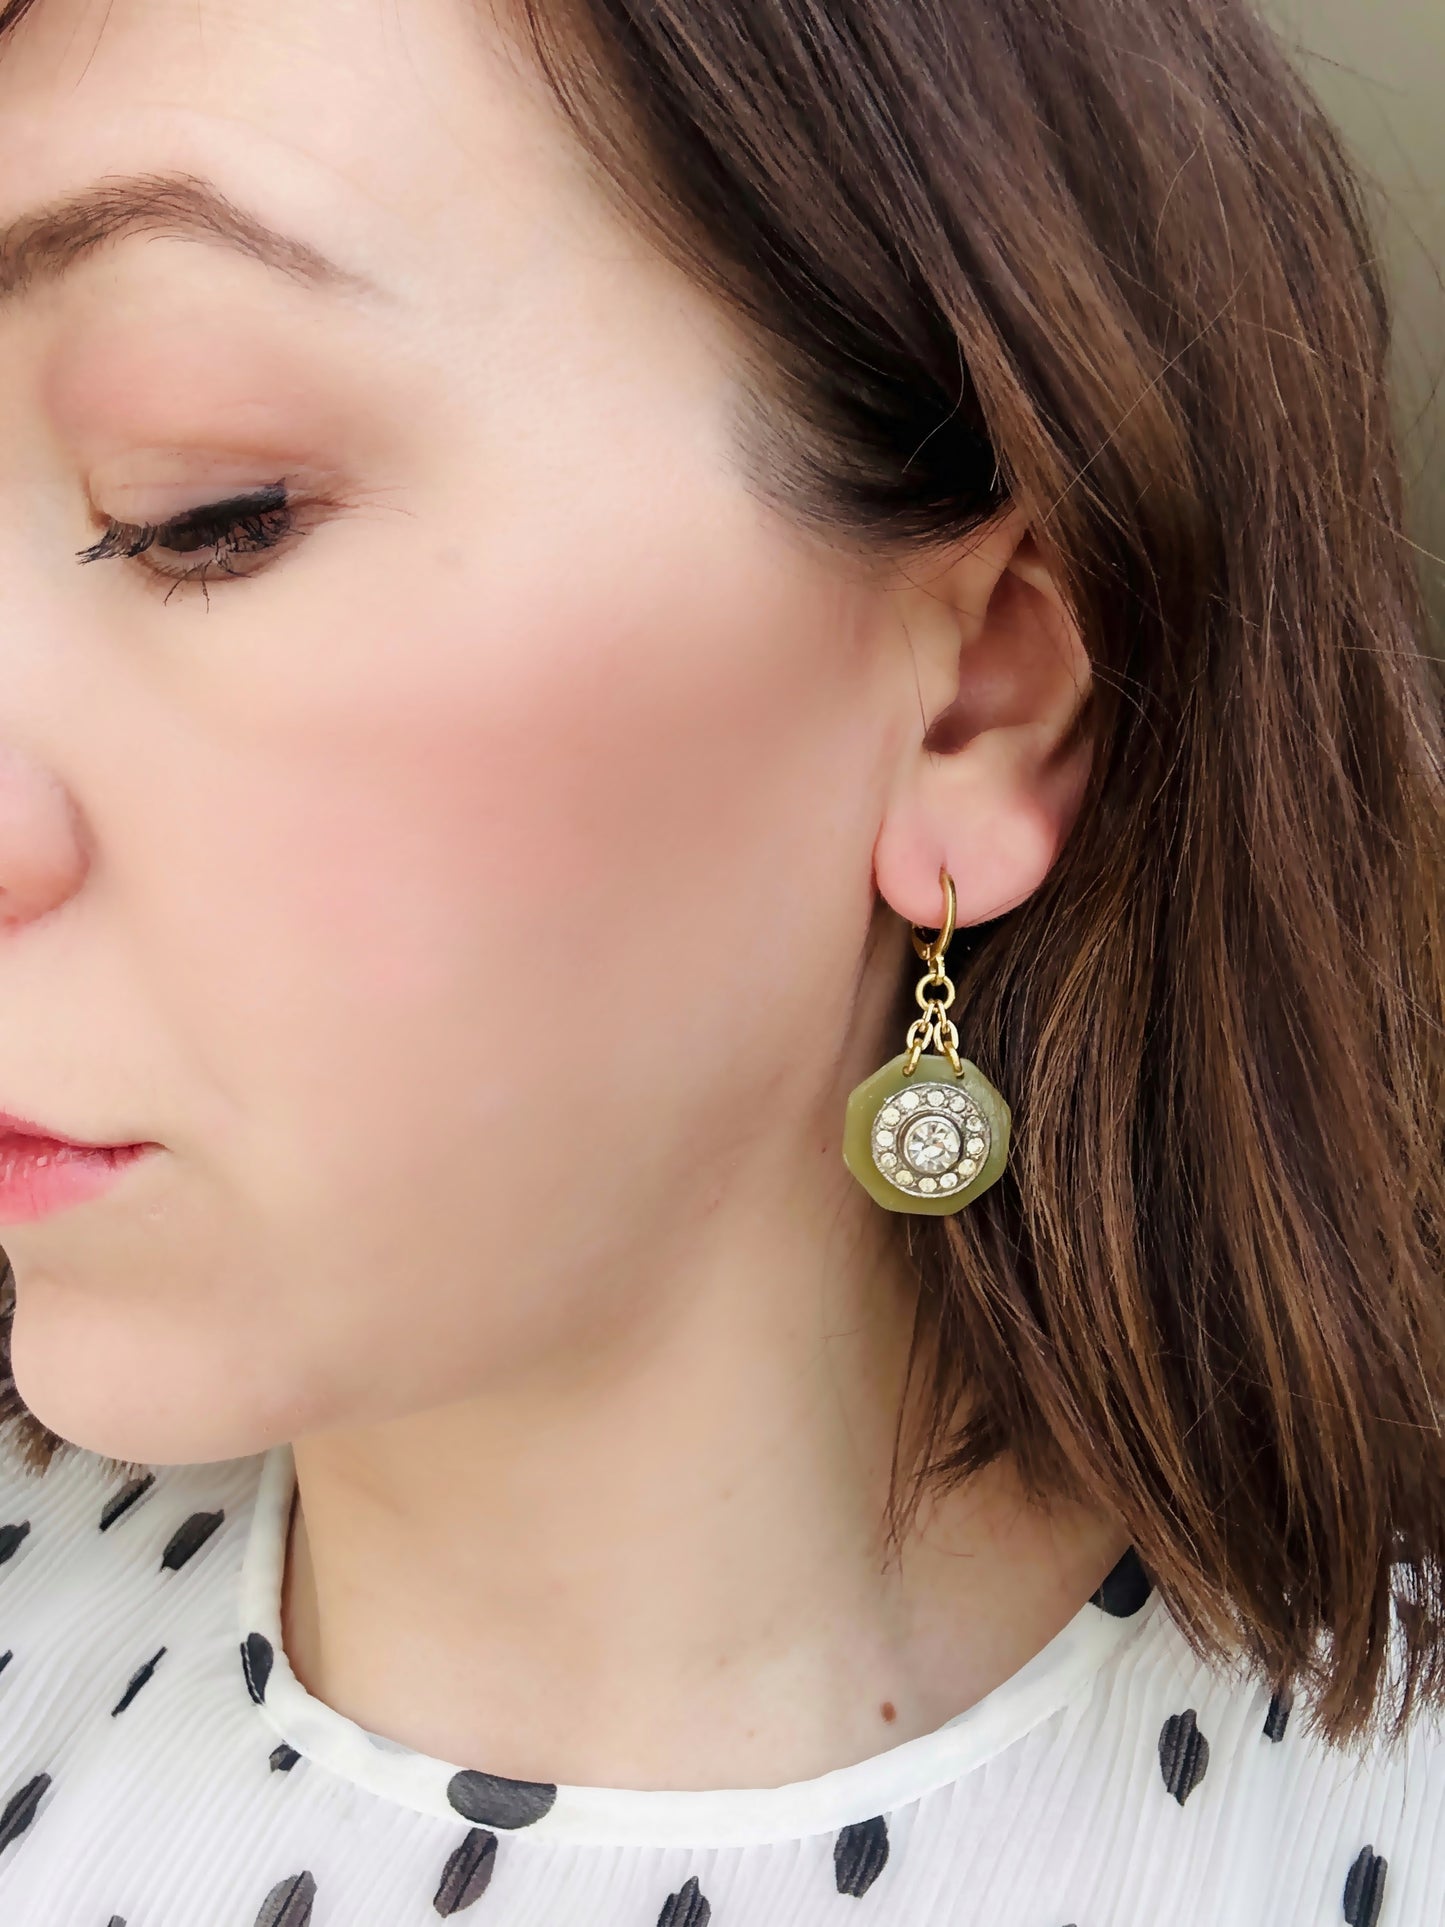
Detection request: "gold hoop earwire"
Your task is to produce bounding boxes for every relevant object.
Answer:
[910,864,956,965]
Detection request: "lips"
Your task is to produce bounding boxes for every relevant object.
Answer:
[0,1132,158,1223]
[0,1108,143,1151]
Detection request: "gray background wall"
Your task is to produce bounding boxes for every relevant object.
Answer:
[1266,0,1445,628]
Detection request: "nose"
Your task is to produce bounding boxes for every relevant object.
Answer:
[0,742,88,927]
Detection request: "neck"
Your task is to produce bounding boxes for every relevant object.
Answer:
[280,1187,1127,1792]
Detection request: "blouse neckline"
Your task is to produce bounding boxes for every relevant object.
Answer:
[235,1437,1162,1848]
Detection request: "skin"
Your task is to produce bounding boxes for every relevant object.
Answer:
[0,0,1124,1791]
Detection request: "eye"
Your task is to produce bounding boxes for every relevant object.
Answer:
[77,481,298,599]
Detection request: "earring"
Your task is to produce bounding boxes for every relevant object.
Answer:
[842,864,1011,1215]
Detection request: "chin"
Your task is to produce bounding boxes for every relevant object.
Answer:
[5,1270,281,1470]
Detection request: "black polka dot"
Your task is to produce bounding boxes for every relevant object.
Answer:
[1158,1709,1209,1804]
[656,1874,711,1927]
[1343,1846,1387,1927]
[1089,1547,1152,1617]
[161,1508,224,1571]
[111,1647,167,1717]
[834,1815,890,1896]
[0,1650,11,1679]
[241,1632,275,1705]
[268,1743,300,1773]
[433,1827,498,1915]
[0,1772,49,1857]
[106,1917,127,1926]
[254,1870,316,1927]
[99,1473,155,1532]
[446,1769,557,1830]
[1263,1685,1293,1742]
[0,1519,30,1567]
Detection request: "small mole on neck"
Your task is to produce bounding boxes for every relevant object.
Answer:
[880,1700,897,1724]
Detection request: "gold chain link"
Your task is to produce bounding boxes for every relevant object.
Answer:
[902,867,964,1075]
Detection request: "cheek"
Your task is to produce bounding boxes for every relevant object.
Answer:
[168,491,864,1224]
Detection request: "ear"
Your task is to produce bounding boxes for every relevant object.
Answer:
[873,505,1095,929]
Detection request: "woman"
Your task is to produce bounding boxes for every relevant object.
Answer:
[0,0,1438,1921]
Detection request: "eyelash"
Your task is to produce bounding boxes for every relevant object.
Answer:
[77,481,298,600]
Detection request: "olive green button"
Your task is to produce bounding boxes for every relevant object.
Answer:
[842,1051,1010,1214]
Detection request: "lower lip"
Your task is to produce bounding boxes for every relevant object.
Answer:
[0,1136,158,1223]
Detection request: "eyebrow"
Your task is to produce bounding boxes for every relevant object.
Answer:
[0,171,384,309]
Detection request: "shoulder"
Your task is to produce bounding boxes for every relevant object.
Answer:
[0,1436,265,1816]
[0,1432,264,1605]
[1090,1589,1445,1924]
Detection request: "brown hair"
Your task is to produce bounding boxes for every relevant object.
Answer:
[2,0,1442,1744]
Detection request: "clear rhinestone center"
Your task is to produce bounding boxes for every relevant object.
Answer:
[901,1114,962,1174]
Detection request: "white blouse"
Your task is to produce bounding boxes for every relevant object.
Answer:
[0,1435,1439,1926]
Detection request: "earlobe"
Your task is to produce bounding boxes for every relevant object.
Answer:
[873,516,1094,930]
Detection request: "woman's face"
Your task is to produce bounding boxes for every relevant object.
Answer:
[0,0,924,1462]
